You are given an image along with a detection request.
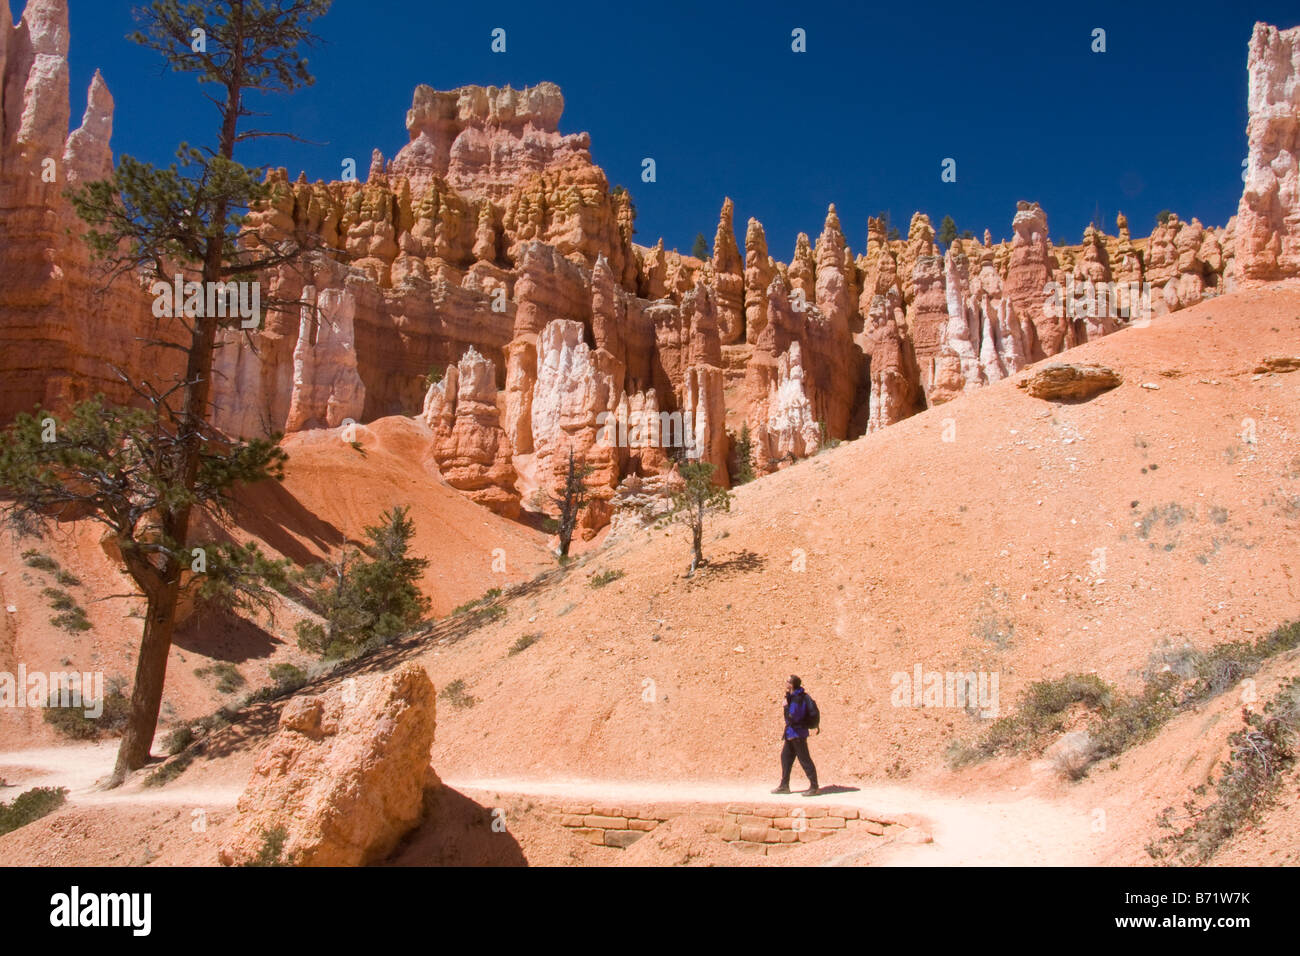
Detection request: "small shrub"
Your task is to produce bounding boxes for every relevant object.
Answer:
[0,786,67,837]
[196,661,246,694]
[50,609,92,633]
[944,739,982,769]
[162,726,194,756]
[816,420,841,452]
[21,550,58,573]
[729,424,756,485]
[1148,678,1300,864]
[589,569,625,589]
[54,569,81,587]
[452,588,504,617]
[953,673,1114,763]
[41,587,74,611]
[144,750,196,788]
[295,506,431,659]
[953,621,1300,780]
[245,826,296,867]
[42,680,130,740]
[41,587,91,632]
[439,679,476,709]
[196,709,234,736]
[508,632,541,656]
[268,663,308,693]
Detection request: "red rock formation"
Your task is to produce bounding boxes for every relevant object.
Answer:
[1237,23,1300,282]
[6,2,1296,537]
[0,0,183,421]
[711,198,745,344]
[284,286,367,433]
[422,347,519,518]
[743,218,775,346]
[1003,201,1053,360]
[859,286,914,433]
[908,255,950,401]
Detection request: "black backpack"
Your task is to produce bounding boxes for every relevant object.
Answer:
[802,694,821,733]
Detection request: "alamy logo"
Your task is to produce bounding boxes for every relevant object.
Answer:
[596,408,702,458]
[49,886,151,936]
[890,664,999,717]
[151,274,261,328]
[1043,278,1153,323]
[0,666,103,718]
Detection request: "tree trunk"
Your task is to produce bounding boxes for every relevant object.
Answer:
[110,576,180,782]
[109,319,218,782]
[690,518,704,576]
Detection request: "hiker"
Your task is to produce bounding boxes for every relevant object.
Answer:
[772,675,820,796]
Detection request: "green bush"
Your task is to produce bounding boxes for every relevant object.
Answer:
[41,588,73,611]
[952,621,1300,779]
[245,826,296,866]
[1148,678,1300,864]
[268,663,308,692]
[144,750,197,788]
[589,569,624,589]
[0,787,67,837]
[50,609,92,633]
[509,632,541,656]
[41,587,91,632]
[20,550,58,573]
[42,680,130,740]
[951,673,1114,764]
[162,726,194,755]
[296,506,431,659]
[729,424,756,485]
[439,679,476,709]
[196,661,246,694]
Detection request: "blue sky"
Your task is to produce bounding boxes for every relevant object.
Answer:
[54,0,1300,257]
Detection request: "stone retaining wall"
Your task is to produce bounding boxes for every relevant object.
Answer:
[544,801,910,856]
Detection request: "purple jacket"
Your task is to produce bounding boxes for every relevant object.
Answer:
[783,688,811,740]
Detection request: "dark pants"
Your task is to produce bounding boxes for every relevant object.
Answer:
[779,736,818,788]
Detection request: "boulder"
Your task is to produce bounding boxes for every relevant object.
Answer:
[1255,355,1300,373]
[218,663,438,867]
[1017,363,1123,401]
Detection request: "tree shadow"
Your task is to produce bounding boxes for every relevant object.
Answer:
[694,549,765,581]
[172,603,283,664]
[228,479,347,566]
[168,568,573,763]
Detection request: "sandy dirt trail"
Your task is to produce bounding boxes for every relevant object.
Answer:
[0,744,243,808]
[0,742,1099,865]
[447,775,1100,866]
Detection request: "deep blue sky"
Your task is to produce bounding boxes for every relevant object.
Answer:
[51,0,1300,257]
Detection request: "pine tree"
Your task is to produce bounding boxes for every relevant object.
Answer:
[0,396,294,669]
[52,0,332,784]
[937,215,958,246]
[691,232,709,259]
[536,449,593,559]
[295,506,431,658]
[730,423,755,485]
[662,462,733,576]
